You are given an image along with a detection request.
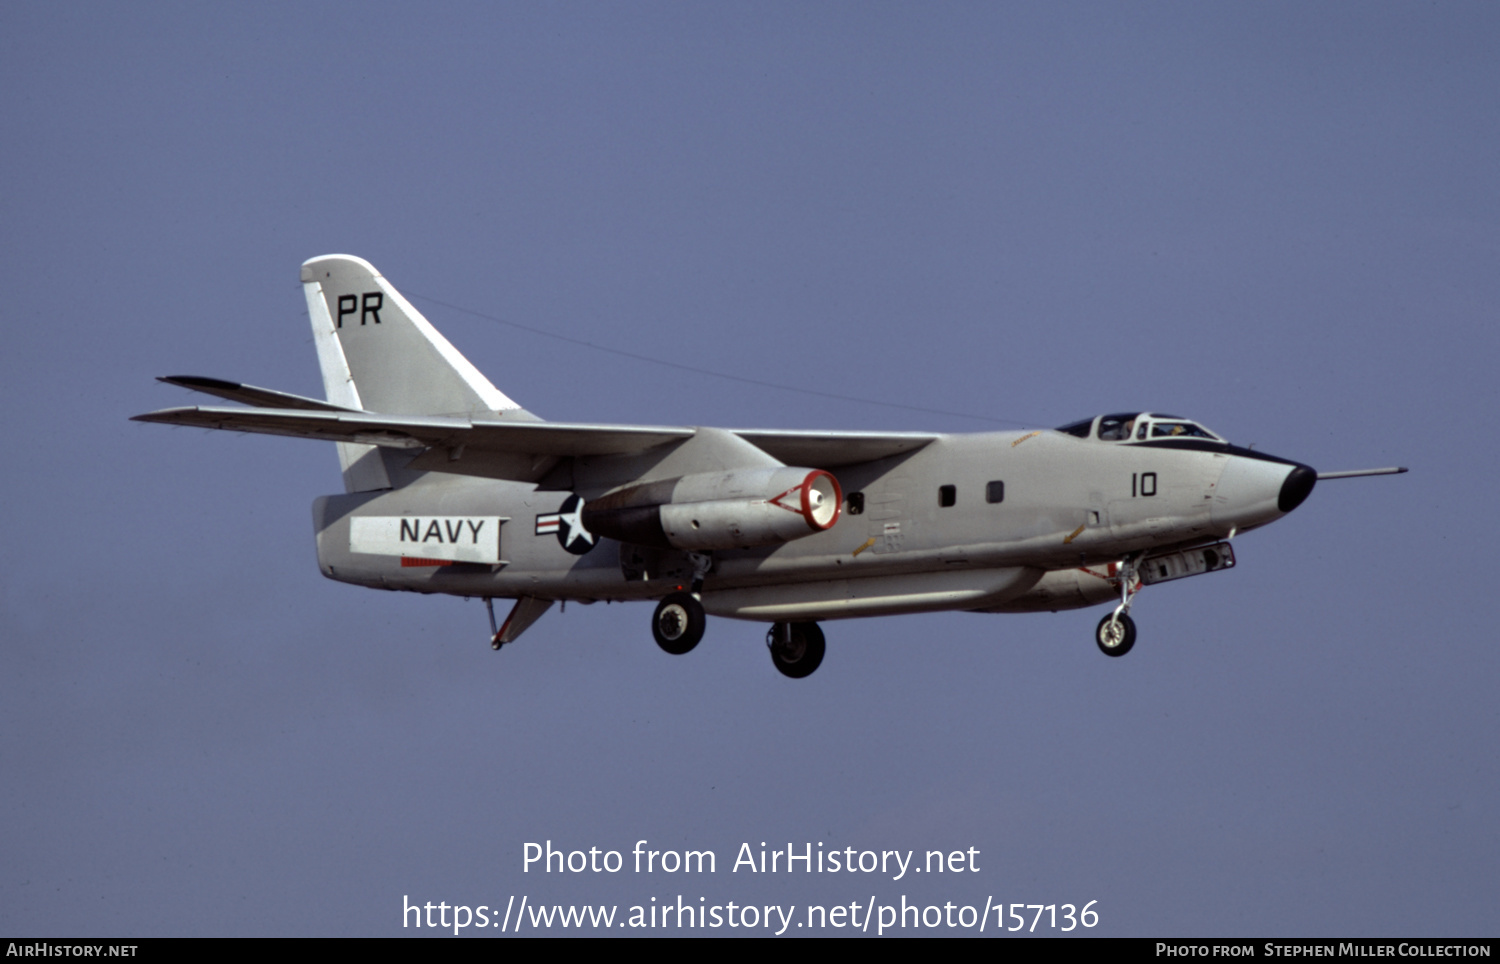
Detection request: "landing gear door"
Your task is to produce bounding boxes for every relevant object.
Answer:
[1138,542,1236,586]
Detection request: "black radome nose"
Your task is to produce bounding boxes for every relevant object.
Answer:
[1278,465,1317,513]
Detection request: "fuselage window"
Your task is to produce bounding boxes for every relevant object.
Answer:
[986,480,1004,504]
[846,492,864,515]
[938,484,956,508]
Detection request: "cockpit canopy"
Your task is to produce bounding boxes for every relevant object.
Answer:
[1055,412,1226,444]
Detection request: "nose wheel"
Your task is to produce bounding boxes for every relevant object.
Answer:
[767,621,825,678]
[652,592,705,655]
[1095,611,1136,656]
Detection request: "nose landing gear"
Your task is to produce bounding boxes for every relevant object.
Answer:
[1095,611,1137,656]
[1096,557,1142,657]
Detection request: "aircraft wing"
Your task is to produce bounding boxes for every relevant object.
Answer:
[131,406,696,456]
[135,405,939,463]
[732,429,938,466]
[136,390,942,477]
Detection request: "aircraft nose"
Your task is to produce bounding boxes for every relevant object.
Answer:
[1212,453,1317,532]
[1278,464,1317,513]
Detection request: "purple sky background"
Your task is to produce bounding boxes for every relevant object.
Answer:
[2,3,1496,936]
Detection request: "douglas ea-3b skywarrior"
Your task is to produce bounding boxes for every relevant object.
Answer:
[134,255,1405,678]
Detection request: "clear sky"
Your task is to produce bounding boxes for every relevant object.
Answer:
[2,2,1496,937]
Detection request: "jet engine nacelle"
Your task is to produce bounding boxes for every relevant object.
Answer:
[582,467,842,551]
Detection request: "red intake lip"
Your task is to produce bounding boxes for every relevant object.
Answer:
[802,470,843,531]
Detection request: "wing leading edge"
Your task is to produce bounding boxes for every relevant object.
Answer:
[132,403,938,474]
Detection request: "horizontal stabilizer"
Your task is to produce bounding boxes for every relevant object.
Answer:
[159,376,360,413]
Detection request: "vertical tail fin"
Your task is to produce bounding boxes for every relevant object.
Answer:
[300,254,527,492]
[300,254,521,416]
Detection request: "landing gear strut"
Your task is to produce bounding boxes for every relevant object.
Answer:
[767,621,825,678]
[652,592,705,655]
[1096,557,1142,657]
[485,597,501,650]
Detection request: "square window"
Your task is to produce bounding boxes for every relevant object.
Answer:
[846,492,864,516]
[986,480,1004,504]
[938,484,956,507]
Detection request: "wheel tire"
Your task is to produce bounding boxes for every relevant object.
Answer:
[767,621,826,678]
[653,592,705,655]
[1095,612,1136,657]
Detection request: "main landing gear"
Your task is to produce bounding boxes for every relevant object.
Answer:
[1096,557,1142,657]
[650,596,827,679]
[766,621,825,679]
[652,592,705,655]
[651,553,712,655]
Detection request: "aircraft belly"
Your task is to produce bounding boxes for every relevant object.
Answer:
[978,565,1122,613]
[700,567,1043,622]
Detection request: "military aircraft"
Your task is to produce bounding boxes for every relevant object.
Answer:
[133,255,1405,677]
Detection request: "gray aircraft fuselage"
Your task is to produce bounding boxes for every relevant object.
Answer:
[311,424,1309,622]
